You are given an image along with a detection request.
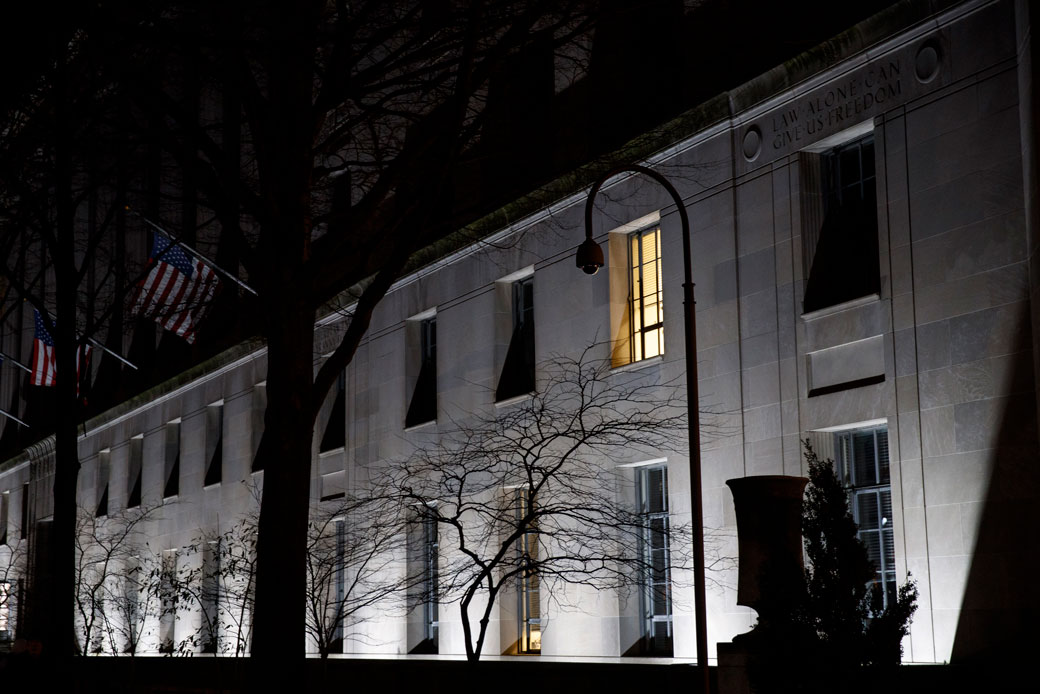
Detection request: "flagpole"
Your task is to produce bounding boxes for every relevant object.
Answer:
[0,349,31,373]
[38,307,138,371]
[126,206,259,296]
[0,407,29,428]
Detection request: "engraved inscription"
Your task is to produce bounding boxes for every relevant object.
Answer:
[771,59,902,150]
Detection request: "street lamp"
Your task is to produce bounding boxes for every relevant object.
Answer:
[577,165,710,694]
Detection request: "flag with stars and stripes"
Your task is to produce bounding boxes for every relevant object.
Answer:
[31,310,92,394]
[133,231,221,344]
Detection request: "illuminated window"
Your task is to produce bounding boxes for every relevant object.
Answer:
[516,489,540,654]
[639,465,672,655]
[835,426,896,608]
[630,227,664,362]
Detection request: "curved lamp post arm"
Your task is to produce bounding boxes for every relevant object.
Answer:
[579,165,710,694]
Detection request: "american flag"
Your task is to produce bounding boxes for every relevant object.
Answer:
[31,310,92,394]
[133,231,221,344]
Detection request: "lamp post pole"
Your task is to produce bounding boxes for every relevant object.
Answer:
[577,165,709,694]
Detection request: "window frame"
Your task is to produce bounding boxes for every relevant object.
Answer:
[637,464,673,656]
[628,226,664,364]
[515,488,541,655]
[835,425,896,609]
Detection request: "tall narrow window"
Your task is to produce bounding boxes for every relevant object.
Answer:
[0,580,10,641]
[639,465,672,655]
[802,133,879,313]
[320,371,347,453]
[421,511,439,649]
[95,450,110,518]
[251,383,267,473]
[164,421,180,499]
[406,317,437,427]
[630,227,663,362]
[202,539,219,653]
[127,436,143,509]
[836,426,895,607]
[0,492,8,546]
[331,518,346,652]
[159,549,177,653]
[496,276,535,401]
[515,489,540,655]
[19,484,28,541]
[205,404,223,487]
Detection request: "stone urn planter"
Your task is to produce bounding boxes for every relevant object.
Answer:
[718,475,808,694]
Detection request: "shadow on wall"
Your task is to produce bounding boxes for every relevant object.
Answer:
[951,303,1040,663]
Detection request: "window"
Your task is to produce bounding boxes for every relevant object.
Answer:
[639,465,672,655]
[205,404,223,487]
[405,316,437,427]
[159,549,177,653]
[127,436,143,509]
[320,371,347,453]
[0,492,8,545]
[19,484,28,540]
[251,383,267,473]
[496,276,535,401]
[164,421,180,499]
[515,488,540,655]
[0,580,10,641]
[95,450,110,518]
[629,226,664,362]
[835,426,896,608]
[421,511,438,649]
[802,132,879,313]
[331,518,346,652]
[202,540,219,653]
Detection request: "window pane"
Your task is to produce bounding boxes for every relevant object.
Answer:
[852,431,877,485]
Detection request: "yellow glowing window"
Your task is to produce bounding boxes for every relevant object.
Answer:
[630,227,664,361]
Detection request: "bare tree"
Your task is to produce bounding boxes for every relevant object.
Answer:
[73,504,161,655]
[154,484,259,657]
[0,533,26,646]
[378,347,726,661]
[304,496,417,658]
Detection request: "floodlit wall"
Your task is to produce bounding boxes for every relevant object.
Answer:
[1,0,1035,664]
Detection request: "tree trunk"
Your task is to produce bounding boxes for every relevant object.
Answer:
[250,298,317,660]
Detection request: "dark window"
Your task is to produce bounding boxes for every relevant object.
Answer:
[803,134,879,313]
[639,466,672,656]
[95,452,110,518]
[496,277,535,401]
[0,492,8,546]
[406,317,437,427]
[836,426,896,609]
[19,484,28,540]
[164,423,180,499]
[127,437,143,509]
[204,405,223,487]
[251,384,267,473]
[320,371,347,453]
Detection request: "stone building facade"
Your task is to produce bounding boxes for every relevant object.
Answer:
[2,0,1037,663]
